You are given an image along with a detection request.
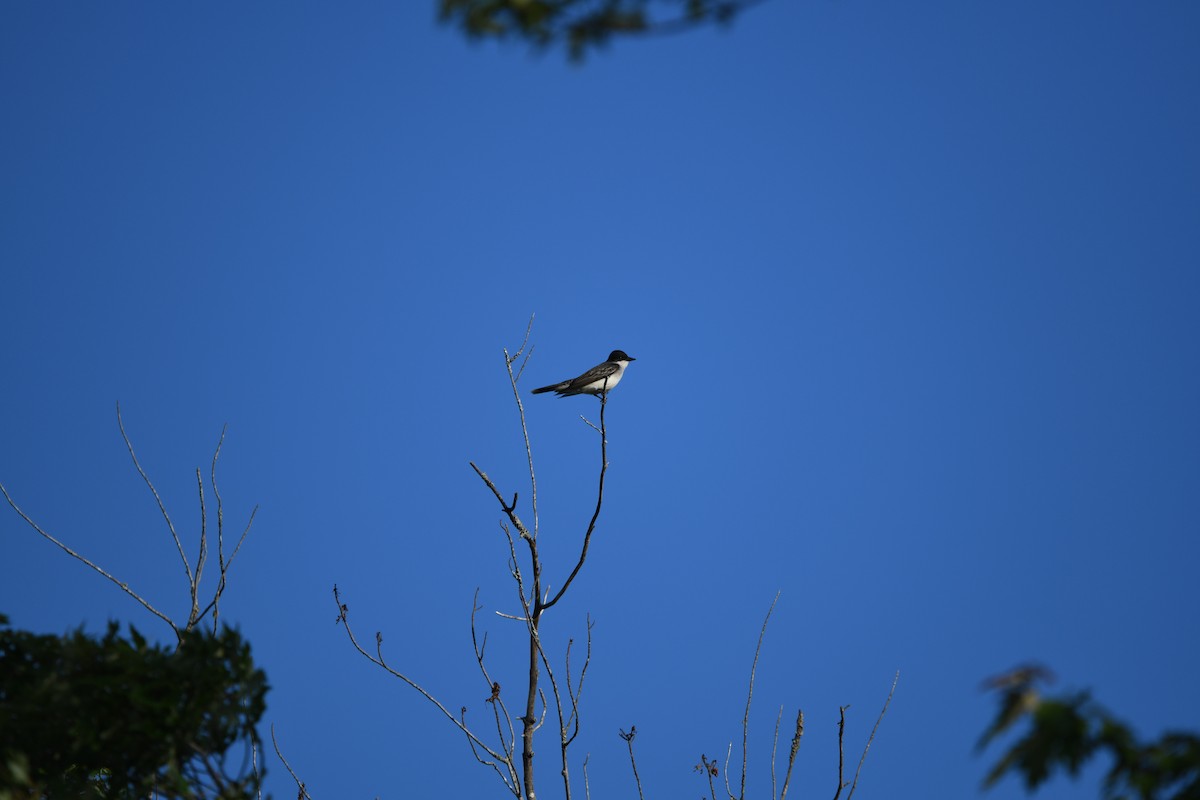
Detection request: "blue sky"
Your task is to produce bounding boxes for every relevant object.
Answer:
[2,2,1198,798]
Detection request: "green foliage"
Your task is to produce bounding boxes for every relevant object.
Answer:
[980,666,1200,800]
[0,613,268,800]
[437,0,761,60]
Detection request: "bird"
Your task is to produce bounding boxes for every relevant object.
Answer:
[531,350,637,397]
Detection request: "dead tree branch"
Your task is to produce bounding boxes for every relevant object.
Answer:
[738,592,780,799]
[0,480,178,635]
[833,705,848,800]
[544,390,607,612]
[331,583,520,795]
[619,726,646,800]
[846,671,899,799]
[270,724,314,800]
[1,406,256,641]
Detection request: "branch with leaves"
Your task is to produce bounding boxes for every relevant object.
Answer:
[979,665,1200,799]
[439,0,770,60]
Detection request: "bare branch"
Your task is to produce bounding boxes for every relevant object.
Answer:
[331,585,513,770]
[565,617,594,747]
[192,467,207,627]
[116,402,193,589]
[544,390,608,611]
[723,742,734,800]
[210,424,227,633]
[1,480,178,637]
[739,592,781,800]
[619,726,645,800]
[252,735,262,800]
[832,705,848,800]
[461,706,521,796]
[470,463,532,541]
[224,504,258,567]
[502,317,539,540]
[846,671,899,799]
[510,314,536,384]
[270,724,314,800]
[528,611,580,799]
[472,591,518,756]
[194,503,257,628]
[771,706,783,800]
[195,425,257,632]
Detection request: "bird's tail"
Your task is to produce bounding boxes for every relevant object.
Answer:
[531,383,565,394]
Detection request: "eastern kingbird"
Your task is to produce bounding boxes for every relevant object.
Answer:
[531,350,636,397]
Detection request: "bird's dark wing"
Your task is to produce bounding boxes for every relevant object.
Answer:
[532,359,621,395]
[565,360,618,389]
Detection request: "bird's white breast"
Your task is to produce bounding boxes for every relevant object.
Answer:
[579,360,627,393]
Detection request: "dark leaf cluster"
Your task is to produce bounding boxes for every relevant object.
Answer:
[0,613,268,799]
[980,666,1200,800]
[437,0,761,60]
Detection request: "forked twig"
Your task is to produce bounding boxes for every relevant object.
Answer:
[697,754,719,800]
[471,590,517,757]
[332,584,521,795]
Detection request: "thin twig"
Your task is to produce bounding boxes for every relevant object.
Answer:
[619,727,645,800]
[740,592,781,800]
[192,467,207,628]
[771,705,783,800]
[832,705,848,800]
[503,316,538,539]
[251,734,261,800]
[723,742,734,800]
[331,585,515,774]
[471,590,517,756]
[470,463,532,540]
[512,314,535,383]
[194,502,257,627]
[544,389,607,611]
[270,724,313,800]
[461,705,521,796]
[846,671,899,799]
[210,424,227,633]
[530,620,574,799]
[583,753,592,800]
[116,402,193,589]
[0,481,179,637]
[565,616,594,747]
